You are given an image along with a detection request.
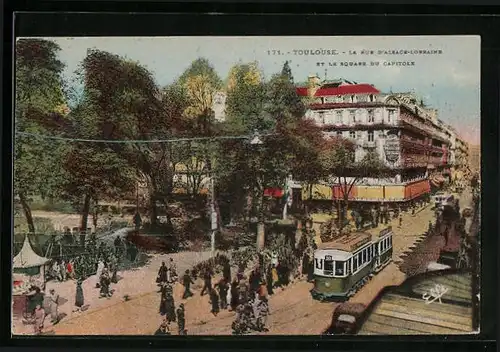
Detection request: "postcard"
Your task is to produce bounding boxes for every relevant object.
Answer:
[12,35,480,336]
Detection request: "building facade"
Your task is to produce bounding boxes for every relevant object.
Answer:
[296,75,466,204]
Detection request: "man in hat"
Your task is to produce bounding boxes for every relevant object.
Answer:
[157,261,169,292]
[182,270,195,299]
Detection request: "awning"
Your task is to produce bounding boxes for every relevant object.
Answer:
[13,235,51,269]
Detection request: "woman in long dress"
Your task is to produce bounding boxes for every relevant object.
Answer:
[74,279,84,312]
[159,286,168,316]
[165,293,176,323]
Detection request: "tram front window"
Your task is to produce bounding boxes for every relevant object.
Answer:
[324,260,334,275]
[335,261,345,276]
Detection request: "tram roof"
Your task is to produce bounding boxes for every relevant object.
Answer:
[318,232,373,252]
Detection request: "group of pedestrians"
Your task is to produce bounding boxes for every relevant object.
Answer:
[156,259,186,335]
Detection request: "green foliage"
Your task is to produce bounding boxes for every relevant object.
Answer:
[15,39,69,231]
[178,58,223,91]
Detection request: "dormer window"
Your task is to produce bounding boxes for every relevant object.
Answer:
[350,95,355,103]
[369,94,374,102]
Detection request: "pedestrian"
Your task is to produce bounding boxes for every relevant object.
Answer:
[217,278,229,309]
[271,264,279,288]
[176,303,186,335]
[60,260,67,281]
[230,278,239,310]
[74,279,84,312]
[182,270,194,299]
[168,258,178,282]
[258,279,268,300]
[159,285,168,316]
[28,286,44,315]
[223,259,231,283]
[48,289,60,324]
[238,279,249,304]
[52,261,61,282]
[165,293,176,323]
[66,260,74,280]
[209,287,220,316]
[99,268,111,298]
[266,265,274,296]
[226,282,232,310]
[157,261,168,291]
[398,213,403,228]
[249,267,260,294]
[33,304,45,335]
[200,267,212,296]
[114,235,123,258]
[133,211,142,230]
[96,259,105,288]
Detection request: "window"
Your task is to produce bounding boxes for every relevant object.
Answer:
[350,110,356,123]
[390,237,393,247]
[353,256,358,272]
[350,95,355,103]
[388,110,395,122]
[368,131,375,142]
[324,259,334,274]
[337,131,343,137]
[349,131,356,139]
[368,109,375,122]
[318,111,325,124]
[369,94,374,102]
[358,253,363,265]
[363,250,367,263]
[336,110,343,123]
[335,261,345,276]
[346,259,351,275]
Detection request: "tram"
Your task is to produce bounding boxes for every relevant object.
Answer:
[311,227,393,301]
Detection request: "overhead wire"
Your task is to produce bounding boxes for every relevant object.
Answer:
[15,131,272,144]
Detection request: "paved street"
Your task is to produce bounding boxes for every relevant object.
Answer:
[17,188,474,336]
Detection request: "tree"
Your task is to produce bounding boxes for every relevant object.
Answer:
[14,39,67,233]
[220,61,315,250]
[79,49,173,227]
[178,58,223,91]
[320,138,389,228]
[58,101,136,231]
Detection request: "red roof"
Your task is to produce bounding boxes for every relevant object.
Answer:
[296,84,380,97]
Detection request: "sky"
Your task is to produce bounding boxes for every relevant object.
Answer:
[36,36,480,145]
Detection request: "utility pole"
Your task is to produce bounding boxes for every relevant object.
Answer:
[210,176,217,255]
